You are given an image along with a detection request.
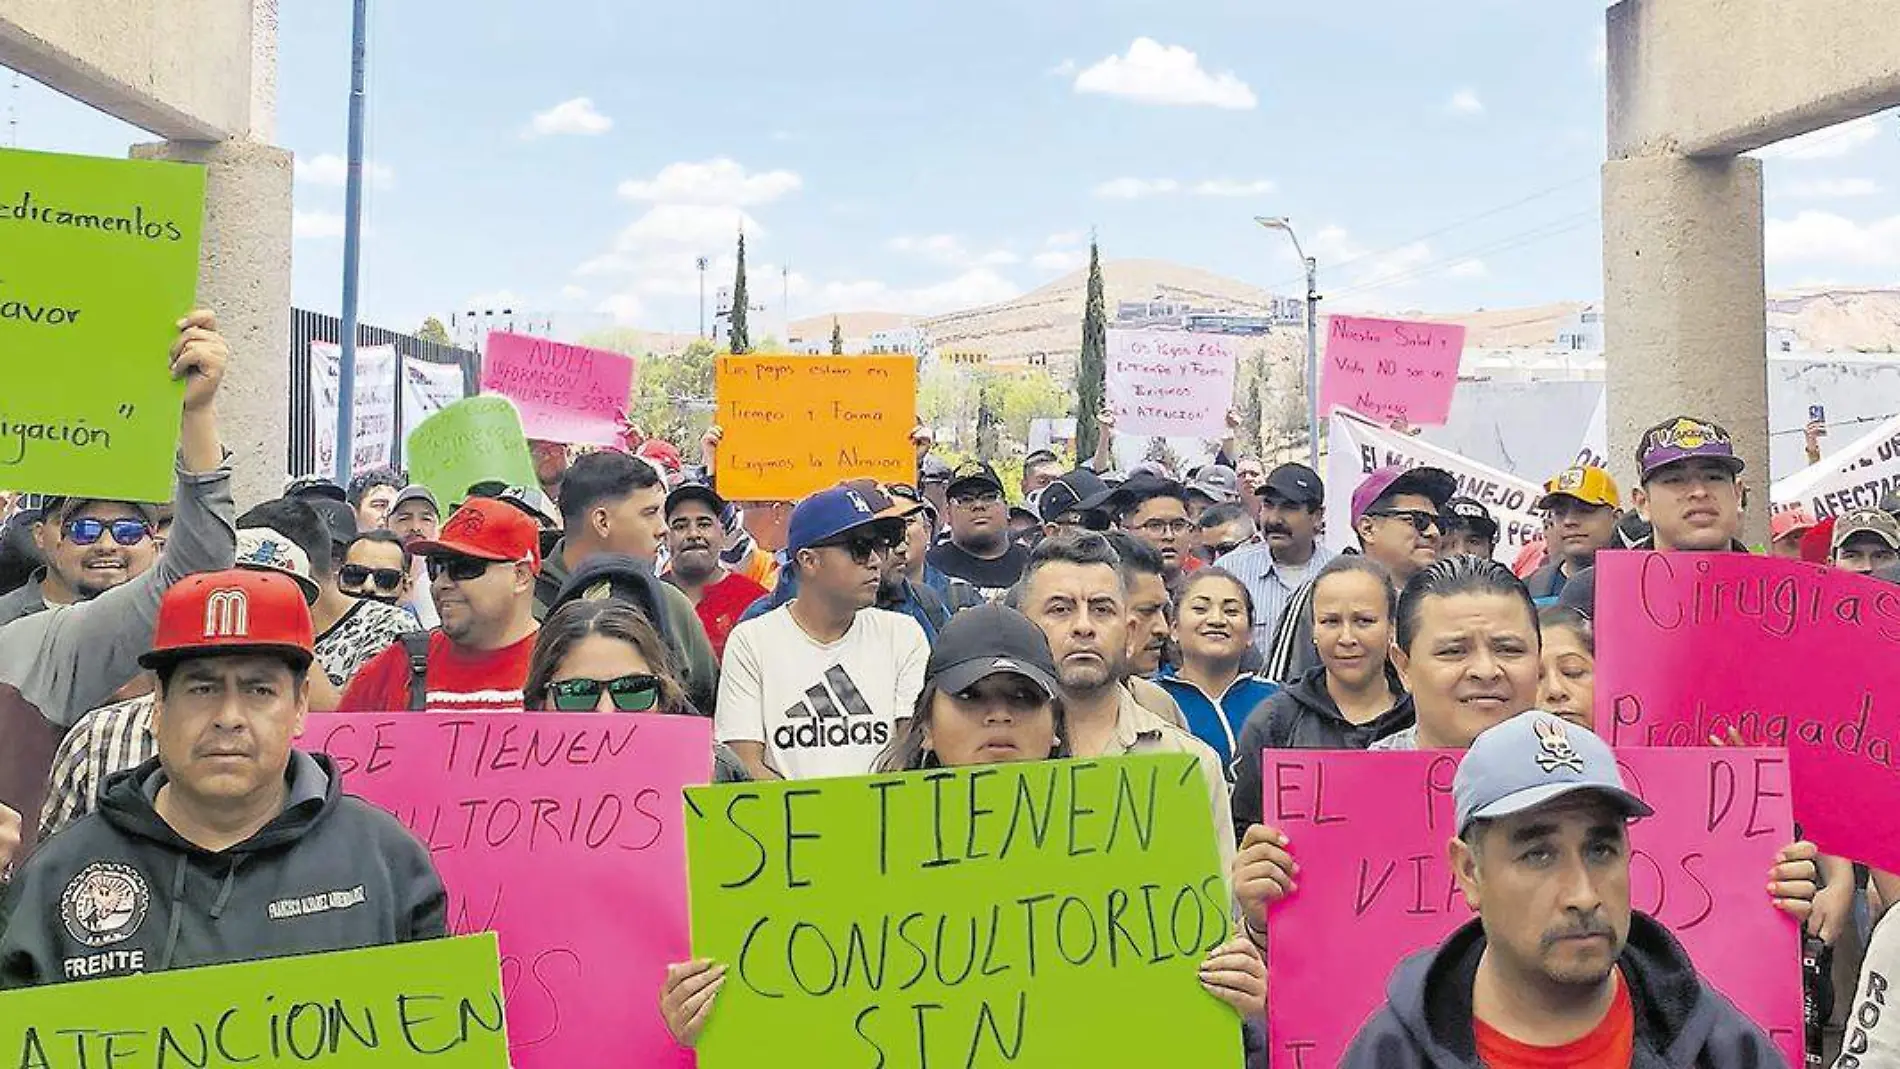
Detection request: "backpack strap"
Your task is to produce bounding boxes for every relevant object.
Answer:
[400,631,431,711]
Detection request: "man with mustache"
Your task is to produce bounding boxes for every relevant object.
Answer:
[661,483,767,660]
[1214,463,1334,658]
[0,568,446,986]
[1342,712,1784,1066]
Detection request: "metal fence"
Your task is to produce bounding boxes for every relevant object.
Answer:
[287,308,479,477]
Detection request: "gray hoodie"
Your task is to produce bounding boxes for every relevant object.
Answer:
[0,751,446,988]
[1343,913,1788,1068]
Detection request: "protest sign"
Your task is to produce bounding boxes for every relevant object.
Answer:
[715,355,915,499]
[310,341,398,476]
[481,332,635,447]
[402,357,470,446]
[1319,315,1465,426]
[404,396,539,506]
[0,933,508,1066]
[1104,330,1238,438]
[1576,386,1609,469]
[1325,409,1543,562]
[685,755,1236,1068]
[0,147,206,500]
[306,713,712,1069]
[1770,411,1900,520]
[1263,747,1802,1068]
[1595,550,1900,873]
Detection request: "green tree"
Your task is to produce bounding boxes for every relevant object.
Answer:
[974,380,999,461]
[1239,346,1268,459]
[585,334,719,447]
[1075,239,1107,459]
[830,318,845,355]
[728,233,752,355]
[416,316,453,346]
[1143,436,1184,476]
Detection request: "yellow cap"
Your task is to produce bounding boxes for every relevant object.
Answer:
[1538,465,1621,510]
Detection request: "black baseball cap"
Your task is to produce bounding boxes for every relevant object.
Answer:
[1038,468,1116,524]
[946,461,1005,499]
[1259,463,1324,508]
[284,476,348,503]
[925,603,1060,700]
[1445,497,1498,540]
[666,482,727,519]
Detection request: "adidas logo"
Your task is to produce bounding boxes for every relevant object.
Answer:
[772,665,892,750]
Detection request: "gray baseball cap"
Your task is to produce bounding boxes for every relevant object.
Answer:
[1453,712,1653,836]
[1187,465,1239,504]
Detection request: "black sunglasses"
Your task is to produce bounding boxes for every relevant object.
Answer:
[817,530,900,565]
[426,554,497,583]
[545,674,662,712]
[63,518,152,547]
[1367,509,1444,534]
[339,564,405,592]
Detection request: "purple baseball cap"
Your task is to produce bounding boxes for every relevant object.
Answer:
[1350,465,1459,525]
[1636,415,1745,481]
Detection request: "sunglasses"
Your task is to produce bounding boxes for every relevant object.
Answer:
[339,564,405,592]
[545,674,662,712]
[425,554,498,583]
[1367,509,1444,534]
[63,518,152,547]
[818,531,900,565]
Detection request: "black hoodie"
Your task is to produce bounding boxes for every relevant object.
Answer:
[1228,665,1415,840]
[0,751,446,988]
[1343,913,1788,1068]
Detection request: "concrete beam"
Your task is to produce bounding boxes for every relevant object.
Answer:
[132,139,293,507]
[1602,154,1769,546]
[1608,0,1900,159]
[0,0,260,140]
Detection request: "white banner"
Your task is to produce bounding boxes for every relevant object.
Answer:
[1770,411,1900,519]
[1104,329,1238,438]
[309,342,398,478]
[1575,388,1608,469]
[1325,409,1545,563]
[401,357,469,447]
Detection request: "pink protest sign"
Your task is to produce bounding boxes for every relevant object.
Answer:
[1319,315,1465,426]
[1104,329,1238,437]
[304,712,712,1069]
[1595,550,1900,873]
[482,331,636,446]
[1262,747,1801,1068]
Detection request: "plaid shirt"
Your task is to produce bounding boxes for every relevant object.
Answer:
[38,693,156,842]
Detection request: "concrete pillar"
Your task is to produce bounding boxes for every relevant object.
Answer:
[131,139,293,509]
[1602,153,1768,544]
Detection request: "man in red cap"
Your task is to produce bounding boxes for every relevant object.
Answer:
[0,569,445,986]
[339,498,542,712]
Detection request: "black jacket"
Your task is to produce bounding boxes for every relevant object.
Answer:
[1228,666,1415,840]
[0,751,446,987]
[1342,913,1788,1068]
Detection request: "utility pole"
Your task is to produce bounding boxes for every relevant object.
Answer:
[334,0,370,484]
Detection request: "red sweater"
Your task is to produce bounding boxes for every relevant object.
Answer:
[338,630,537,713]
[692,571,770,659]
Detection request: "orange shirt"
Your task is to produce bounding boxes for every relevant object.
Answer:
[1475,971,1634,1069]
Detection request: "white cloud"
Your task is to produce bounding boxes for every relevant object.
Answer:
[1757,115,1885,160]
[1766,210,1900,265]
[525,97,613,138]
[462,289,524,311]
[1048,58,1078,78]
[596,293,647,325]
[1592,28,1607,73]
[1073,38,1257,110]
[617,159,803,207]
[1786,177,1881,199]
[1446,89,1484,117]
[560,284,589,302]
[292,210,345,240]
[1191,179,1275,198]
[815,269,1022,316]
[1094,177,1181,199]
[1302,225,1438,295]
[1447,259,1488,279]
[1044,231,1085,249]
[887,234,1018,269]
[1033,249,1090,274]
[293,154,393,189]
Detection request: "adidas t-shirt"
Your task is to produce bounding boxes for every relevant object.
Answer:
[714,604,928,780]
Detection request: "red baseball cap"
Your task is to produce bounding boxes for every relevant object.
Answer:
[410,497,542,570]
[138,569,315,672]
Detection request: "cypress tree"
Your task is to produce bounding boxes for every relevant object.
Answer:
[1075,238,1107,460]
[729,231,751,355]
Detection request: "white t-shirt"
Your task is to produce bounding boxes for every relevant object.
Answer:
[714,604,929,780]
[1838,907,1900,1068]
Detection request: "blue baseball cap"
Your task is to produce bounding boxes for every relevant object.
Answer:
[786,485,897,555]
[1454,712,1653,836]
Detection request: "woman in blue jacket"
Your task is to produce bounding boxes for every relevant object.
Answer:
[1154,568,1280,770]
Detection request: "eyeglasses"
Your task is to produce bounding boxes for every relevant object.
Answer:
[545,674,662,712]
[818,531,900,565]
[1368,509,1444,534]
[339,564,405,593]
[1135,518,1194,537]
[63,518,152,547]
[426,554,497,583]
[950,490,1003,508]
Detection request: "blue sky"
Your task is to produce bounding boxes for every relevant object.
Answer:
[7,0,1896,345]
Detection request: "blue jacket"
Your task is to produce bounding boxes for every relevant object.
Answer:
[1152,666,1281,770]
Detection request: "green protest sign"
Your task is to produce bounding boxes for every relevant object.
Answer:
[685,755,1236,1068]
[0,147,205,500]
[0,933,509,1066]
[405,396,539,507]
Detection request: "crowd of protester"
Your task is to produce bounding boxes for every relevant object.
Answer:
[0,315,1893,1066]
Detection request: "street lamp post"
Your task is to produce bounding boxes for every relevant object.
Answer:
[696,257,710,338]
[1254,216,1322,471]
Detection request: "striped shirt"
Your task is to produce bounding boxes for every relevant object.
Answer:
[39,693,156,841]
[1213,541,1337,653]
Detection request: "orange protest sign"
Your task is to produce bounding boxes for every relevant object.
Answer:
[715,356,916,500]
